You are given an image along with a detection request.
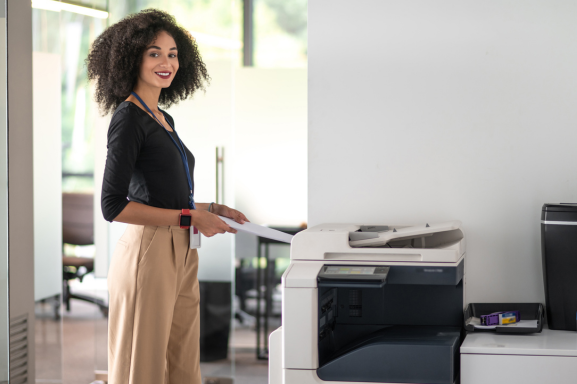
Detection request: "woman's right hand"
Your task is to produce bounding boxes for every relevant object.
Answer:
[191,209,237,237]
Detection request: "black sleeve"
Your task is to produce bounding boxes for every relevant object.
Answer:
[101,109,145,222]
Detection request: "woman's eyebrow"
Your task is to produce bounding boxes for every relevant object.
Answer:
[146,45,178,51]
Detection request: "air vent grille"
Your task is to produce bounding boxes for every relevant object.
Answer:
[9,315,28,383]
[348,290,362,317]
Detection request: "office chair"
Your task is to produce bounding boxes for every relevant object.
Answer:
[62,192,108,317]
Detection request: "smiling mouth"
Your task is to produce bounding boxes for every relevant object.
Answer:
[155,72,172,79]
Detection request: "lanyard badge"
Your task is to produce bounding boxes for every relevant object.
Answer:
[190,227,201,249]
[131,91,200,248]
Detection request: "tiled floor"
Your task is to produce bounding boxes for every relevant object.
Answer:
[35,276,271,384]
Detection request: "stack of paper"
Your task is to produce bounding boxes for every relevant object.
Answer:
[219,216,294,243]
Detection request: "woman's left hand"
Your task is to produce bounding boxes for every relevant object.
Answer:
[213,204,249,225]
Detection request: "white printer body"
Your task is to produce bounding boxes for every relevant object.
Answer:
[269,221,466,384]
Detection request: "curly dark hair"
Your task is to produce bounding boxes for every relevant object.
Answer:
[86,9,210,115]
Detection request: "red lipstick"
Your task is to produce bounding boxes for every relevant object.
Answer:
[155,71,172,79]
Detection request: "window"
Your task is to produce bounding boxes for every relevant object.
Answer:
[253,0,307,67]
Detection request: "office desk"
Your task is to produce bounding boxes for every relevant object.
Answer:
[461,328,577,383]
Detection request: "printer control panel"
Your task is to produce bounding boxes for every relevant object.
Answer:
[318,265,390,280]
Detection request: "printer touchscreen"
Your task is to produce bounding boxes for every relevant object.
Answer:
[324,266,375,275]
[318,265,390,280]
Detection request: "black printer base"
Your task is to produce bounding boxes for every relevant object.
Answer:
[317,325,462,384]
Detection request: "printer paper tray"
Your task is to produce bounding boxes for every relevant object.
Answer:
[317,325,462,384]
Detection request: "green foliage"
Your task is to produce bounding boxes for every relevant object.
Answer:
[263,0,307,41]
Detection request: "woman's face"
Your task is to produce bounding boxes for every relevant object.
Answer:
[139,30,179,89]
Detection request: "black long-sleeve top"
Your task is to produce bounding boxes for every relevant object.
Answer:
[101,101,195,222]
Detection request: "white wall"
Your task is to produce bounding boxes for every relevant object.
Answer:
[33,52,62,301]
[309,0,577,303]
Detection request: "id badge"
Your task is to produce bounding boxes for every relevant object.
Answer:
[190,227,201,249]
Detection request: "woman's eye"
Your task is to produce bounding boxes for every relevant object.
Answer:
[169,54,177,58]
[150,52,158,57]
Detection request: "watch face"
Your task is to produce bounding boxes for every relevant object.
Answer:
[180,215,192,227]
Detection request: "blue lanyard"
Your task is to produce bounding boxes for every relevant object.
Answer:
[131,91,196,210]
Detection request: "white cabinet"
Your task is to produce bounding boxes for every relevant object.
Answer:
[461,329,577,384]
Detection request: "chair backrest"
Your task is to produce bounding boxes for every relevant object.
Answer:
[62,192,94,246]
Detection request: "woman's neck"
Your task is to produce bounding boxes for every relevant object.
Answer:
[130,83,161,113]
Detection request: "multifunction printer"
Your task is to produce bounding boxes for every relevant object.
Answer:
[269,221,466,384]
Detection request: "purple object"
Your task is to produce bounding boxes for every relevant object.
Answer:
[481,311,521,326]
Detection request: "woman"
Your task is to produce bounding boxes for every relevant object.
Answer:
[87,9,248,384]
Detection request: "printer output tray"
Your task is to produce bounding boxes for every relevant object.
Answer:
[317,325,461,384]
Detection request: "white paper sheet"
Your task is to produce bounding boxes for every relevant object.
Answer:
[219,216,294,243]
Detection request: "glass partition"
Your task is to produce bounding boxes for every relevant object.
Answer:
[32,6,64,383]
[33,2,108,383]
[253,0,307,67]
[25,2,308,382]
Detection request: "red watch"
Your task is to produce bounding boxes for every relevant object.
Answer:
[179,209,192,229]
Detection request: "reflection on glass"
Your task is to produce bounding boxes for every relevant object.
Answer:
[32,7,64,383]
[0,1,7,382]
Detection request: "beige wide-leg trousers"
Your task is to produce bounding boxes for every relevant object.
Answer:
[108,225,201,384]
